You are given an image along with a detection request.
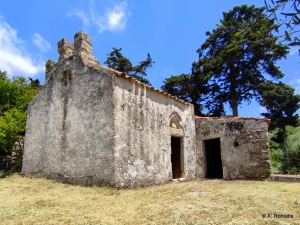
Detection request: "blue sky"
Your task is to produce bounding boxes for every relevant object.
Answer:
[0,0,299,117]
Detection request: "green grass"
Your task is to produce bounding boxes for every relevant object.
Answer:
[0,173,299,224]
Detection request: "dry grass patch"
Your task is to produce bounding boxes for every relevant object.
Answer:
[0,173,299,224]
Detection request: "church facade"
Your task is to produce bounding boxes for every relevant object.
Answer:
[22,32,271,187]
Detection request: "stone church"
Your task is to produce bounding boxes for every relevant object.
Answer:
[22,31,271,187]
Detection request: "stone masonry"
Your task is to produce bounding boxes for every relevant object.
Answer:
[195,117,271,180]
[22,31,271,187]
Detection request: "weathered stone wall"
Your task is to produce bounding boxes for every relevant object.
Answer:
[195,117,271,180]
[113,77,196,188]
[22,31,271,188]
[22,32,116,186]
[22,31,196,188]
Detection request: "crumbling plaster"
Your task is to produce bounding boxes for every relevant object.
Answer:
[195,117,271,180]
[113,76,196,187]
[23,32,116,186]
[22,31,271,188]
[22,31,196,187]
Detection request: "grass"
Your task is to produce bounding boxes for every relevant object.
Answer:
[0,173,299,224]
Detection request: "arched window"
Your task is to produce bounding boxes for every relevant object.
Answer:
[169,116,181,129]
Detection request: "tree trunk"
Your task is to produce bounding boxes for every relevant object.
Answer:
[231,95,238,116]
[228,61,239,116]
[230,76,238,116]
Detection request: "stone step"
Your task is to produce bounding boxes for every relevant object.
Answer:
[268,175,300,182]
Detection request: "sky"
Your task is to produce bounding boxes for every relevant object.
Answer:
[0,0,299,117]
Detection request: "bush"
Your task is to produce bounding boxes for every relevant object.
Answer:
[281,130,300,174]
[269,141,282,169]
[268,130,283,170]
[0,71,40,171]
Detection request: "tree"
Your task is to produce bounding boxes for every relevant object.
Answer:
[265,0,300,50]
[258,81,300,142]
[162,62,225,116]
[161,73,193,102]
[259,81,300,173]
[162,62,209,115]
[104,48,154,85]
[161,73,205,116]
[281,127,300,173]
[195,5,289,116]
[0,72,40,157]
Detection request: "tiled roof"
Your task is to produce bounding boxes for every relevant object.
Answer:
[195,116,270,125]
[102,65,194,106]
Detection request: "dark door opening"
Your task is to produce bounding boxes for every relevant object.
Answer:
[171,137,181,179]
[205,138,223,179]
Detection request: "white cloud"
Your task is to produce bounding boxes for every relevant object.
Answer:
[105,2,128,31]
[67,1,129,33]
[91,1,129,33]
[33,33,52,52]
[67,9,89,27]
[0,17,44,77]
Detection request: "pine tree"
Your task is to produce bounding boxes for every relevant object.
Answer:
[196,5,288,116]
[104,48,154,85]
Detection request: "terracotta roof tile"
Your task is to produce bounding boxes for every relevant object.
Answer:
[102,65,194,106]
[195,116,270,126]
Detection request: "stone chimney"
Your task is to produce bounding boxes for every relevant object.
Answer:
[74,31,92,59]
[45,60,56,81]
[57,38,74,61]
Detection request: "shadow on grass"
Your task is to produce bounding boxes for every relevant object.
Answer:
[0,170,14,179]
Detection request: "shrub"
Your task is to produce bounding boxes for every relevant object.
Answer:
[281,130,300,174]
[268,130,283,170]
[0,72,40,171]
[269,140,282,169]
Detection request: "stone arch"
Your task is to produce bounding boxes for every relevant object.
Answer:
[170,116,180,129]
[168,112,182,130]
[169,112,184,179]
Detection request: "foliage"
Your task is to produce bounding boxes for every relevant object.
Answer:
[270,140,283,169]
[197,5,288,116]
[161,63,215,115]
[269,125,300,172]
[258,81,300,141]
[286,123,300,135]
[163,5,288,116]
[104,48,154,85]
[265,0,300,51]
[0,71,40,157]
[161,62,226,116]
[281,127,300,173]
[268,128,284,169]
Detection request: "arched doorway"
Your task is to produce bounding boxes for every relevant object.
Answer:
[169,115,183,179]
